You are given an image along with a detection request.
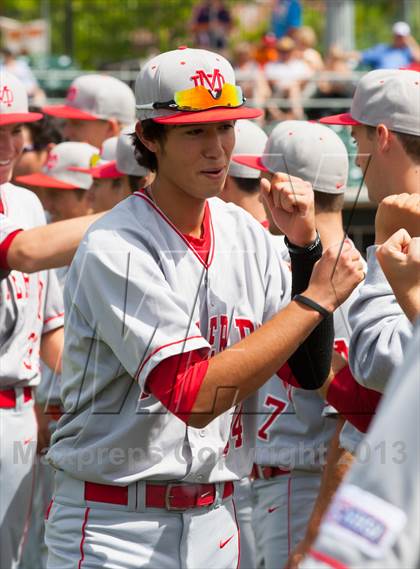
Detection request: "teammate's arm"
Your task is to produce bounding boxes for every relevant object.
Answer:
[5,213,104,273]
[40,327,64,375]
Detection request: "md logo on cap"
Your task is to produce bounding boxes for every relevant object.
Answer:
[67,85,78,102]
[46,153,59,171]
[0,86,14,107]
[191,69,225,95]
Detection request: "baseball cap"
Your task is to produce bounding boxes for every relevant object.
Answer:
[392,21,410,37]
[74,124,148,179]
[71,136,120,178]
[135,47,262,124]
[43,74,136,124]
[233,120,349,194]
[228,120,268,179]
[16,142,99,190]
[319,69,420,136]
[0,70,43,125]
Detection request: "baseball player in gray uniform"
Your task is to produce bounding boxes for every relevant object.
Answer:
[233,120,365,569]
[43,74,136,147]
[320,69,420,392]
[302,231,420,569]
[44,47,363,569]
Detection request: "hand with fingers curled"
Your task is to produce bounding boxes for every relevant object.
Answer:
[376,229,420,322]
[260,172,316,247]
[375,193,420,245]
[304,240,365,313]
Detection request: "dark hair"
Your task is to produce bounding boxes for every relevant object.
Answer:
[131,120,169,172]
[365,125,420,163]
[314,191,344,213]
[128,175,143,193]
[27,106,64,150]
[231,176,260,194]
[73,188,88,201]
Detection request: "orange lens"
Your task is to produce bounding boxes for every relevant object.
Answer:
[174,84,244,111]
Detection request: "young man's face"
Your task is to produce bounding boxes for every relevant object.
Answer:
[13,126,48,177]
[63,119,114,147]
[154,121,236,200]
[351,125,383,204]
[43,188,91,221]
[0,123,24,184]
[88,177,131,213]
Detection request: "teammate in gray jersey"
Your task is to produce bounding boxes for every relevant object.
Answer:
[233,120,364,569]
[320,69,420,393]
[45,48,363,569]
[302,229,420,569]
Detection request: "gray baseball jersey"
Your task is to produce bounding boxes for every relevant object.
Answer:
[303,318,420,569]
[349,245,413,393]
[47,191,291,484]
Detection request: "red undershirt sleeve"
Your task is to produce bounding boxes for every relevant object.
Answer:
[276,362,301,388]
[325,364,382,432]
[0,229,23,270]
[146,349,209,424]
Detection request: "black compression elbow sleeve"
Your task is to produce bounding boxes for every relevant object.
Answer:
[286,236,334,389]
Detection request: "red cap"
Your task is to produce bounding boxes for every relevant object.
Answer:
[154,106,262,125]
[0,112,43,126]
[231,154,269,172]
[319,112,361,126]
[42,105,98,120]
[69,160,123,179]
[15,172,77,190]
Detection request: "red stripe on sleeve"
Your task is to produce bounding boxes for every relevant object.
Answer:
[326,365,382,432]
[0,229,23,270]
[276,362,301,388]
[146,349,209,423]
[309,549,349,569]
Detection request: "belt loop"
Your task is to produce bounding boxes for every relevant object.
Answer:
[136,481,146,513]
[127,482,137,512]
[15,387,24,412]
[213,482,223,509]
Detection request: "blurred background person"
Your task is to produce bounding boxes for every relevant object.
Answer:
[271,0,302,40]
[190,0,232,50]
[294,26,324,73]
[0,47,46,105]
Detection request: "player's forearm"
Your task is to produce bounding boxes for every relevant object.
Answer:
[7,213,104,273]
[40,327,64,375]
[388,288,420,323]
[188,300,322,428]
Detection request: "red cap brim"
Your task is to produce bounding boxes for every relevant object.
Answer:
[15,173,78,190]
[154,106,263,125]
[319,112,361,126]
[42,105,98,120]
[232,154,269,172]
[69,161,122,179]
[0,112,43,126]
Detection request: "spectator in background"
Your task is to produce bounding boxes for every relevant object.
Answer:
[359,21,420,70]
[232,43,271,117]
[254,32,279,67]
[0,47,46,105]
[190,0,232,50]
[271,0,302,39]
[13,108,64,180]
[295,26,324,72]
[264,36,312,119]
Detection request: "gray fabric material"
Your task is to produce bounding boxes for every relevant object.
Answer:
[349,245,413,393]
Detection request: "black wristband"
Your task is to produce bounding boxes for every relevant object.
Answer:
[293,294,331,319]
[284,231,321,255]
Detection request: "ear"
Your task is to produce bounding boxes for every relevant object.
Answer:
[106,118,120,137]
[135,121,159,153]
[376,124,392,153]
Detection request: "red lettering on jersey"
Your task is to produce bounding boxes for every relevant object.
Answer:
[23,332,39,371]
[0,86,14,107]
[37,276,44,320]
[234,318,255,340]
[257,395,288,442]
[231,404,243,448]
[219,314,229,352]
[11,273,23,299]
[208,315,218,357]
[23,274,30,298]
[334,338,349,361]
[190,69,225,93]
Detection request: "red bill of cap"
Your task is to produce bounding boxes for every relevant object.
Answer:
[69,161,122,179]
[319,112,361,126]
[15,173,77,190]
[42,105,98,120]
[154,106,263,125]
[0,112,43,126]
[232,154,269,172]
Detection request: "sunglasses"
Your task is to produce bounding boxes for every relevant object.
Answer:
[137,83,245,112]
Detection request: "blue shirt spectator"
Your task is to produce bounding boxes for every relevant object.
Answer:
[360,44,413,70]
[271,0,302,39]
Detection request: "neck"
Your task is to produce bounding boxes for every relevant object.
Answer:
[315,211,345,249]
[148,178,206,237]
[232,192,267,224]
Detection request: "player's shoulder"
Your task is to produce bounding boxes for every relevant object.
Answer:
[208,197,267,236]
[1,182,46,227]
